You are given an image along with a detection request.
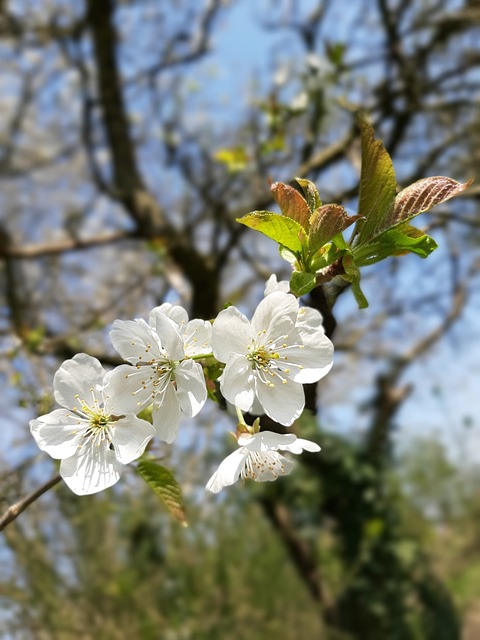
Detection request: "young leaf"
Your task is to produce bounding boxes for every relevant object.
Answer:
[136,460,188,526]
[387,176,473,227]
[309,204,362,255]
[295,177,322,213]
[290,270,317,297]
[270,182,311,229]
[236,211,306,255]
[353,224,438,265]
[353,119,397,244]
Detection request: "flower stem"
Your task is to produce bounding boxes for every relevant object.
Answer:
[0,473,61,532]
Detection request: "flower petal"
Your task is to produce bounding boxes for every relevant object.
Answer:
[103,364,154,414]
[53,354,105,411]
[212,306,253,362]
[206,448,247,493]
[60,443,122,495]
[30,409,88,459]
[255,376,304,426]
[111,415,155,464]
[110,318,163,363]
[152,382,181,443]
[264,275,289,296]
[251,291,297,339]
[249,451,294,482]
[149,303,188,328]
[149,311,184,360]
[238,431,296,452]
[282,339,333,384]
[175,360,207,417]
[183,319,212,356]
[219,354,255,411]
[296,306,325,338]
[282,438,321,454]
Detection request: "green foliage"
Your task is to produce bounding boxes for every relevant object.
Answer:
[236,119,471,306]
[136,460,188,526]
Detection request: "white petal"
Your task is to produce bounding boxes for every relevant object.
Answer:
[60,443,122,495]
[296,306,325,338]
[103,364,154,414]
[251,291,297,338]
[53,354,105,411]
[110,318,163,363]
[152,382,181,443]
[283,339,333,384]
[212,306,253,362]
[175,360,207,417]
[219,354,255,411]
[238,431,296,452]
[111,415,155,464]
[30,409,88,459]
[282,437,321,454]
[183,319,212,356]
[249,451,294,482]
[150,303,188,327]
[264,275,290,296]
[255,376,304,426]
[206,449,247,493]
[149,311,184,360]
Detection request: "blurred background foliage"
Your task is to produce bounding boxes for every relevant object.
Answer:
[1,0,480,638]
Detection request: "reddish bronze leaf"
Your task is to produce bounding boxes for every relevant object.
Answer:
[390,176,473,226]
[271,181,311,230]
[309,204,362,255]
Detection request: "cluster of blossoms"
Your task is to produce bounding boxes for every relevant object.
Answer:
[30,278,334,496]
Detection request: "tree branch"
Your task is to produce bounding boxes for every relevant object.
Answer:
[0,474,61,532]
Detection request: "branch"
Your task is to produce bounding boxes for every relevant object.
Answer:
[0,474,61,532]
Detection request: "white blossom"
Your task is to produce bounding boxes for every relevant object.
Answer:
[206,430,320,493]
[30,354,155,496]
[212,291,333,426]
[104,307,209,443]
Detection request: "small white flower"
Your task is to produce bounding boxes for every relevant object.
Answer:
[212,291,333,426]
[30,354,155,496]
[151,303,212,357]
[206,430,320,493]
[105,308,208,443]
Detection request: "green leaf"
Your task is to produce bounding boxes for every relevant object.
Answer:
[279,244,300,267]
[270,182,311,229]
[136,460,188,526]
[353,223,438,266]
[387,176,473,228]
[308,204,362,255]
[342,254,368,308]
[290,270,317,297]
[353,118,397,245]
[295,177,322,213]
[236,211,306,255]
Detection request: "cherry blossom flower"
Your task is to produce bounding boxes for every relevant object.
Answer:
[211,291,333,426]
[206,430,320,493]
[104,307,209,443]
[30,354,155,496]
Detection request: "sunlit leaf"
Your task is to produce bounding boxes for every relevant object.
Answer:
[353,223,438,265]
[270,182,311,229]
[214,146,248,173]
[136,460,187,526]
[388,176,473,227]
[295,177,322,213]
[309,204,362,255]
[353,119,397,244]
[290,270,316,297]
[236,211,306,255]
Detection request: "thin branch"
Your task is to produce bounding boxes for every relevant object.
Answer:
[0,474,61,532]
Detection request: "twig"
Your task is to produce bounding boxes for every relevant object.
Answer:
[0,474,61,532]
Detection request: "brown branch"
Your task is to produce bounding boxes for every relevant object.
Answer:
[0,230,139,259]
[0,474,61,532]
